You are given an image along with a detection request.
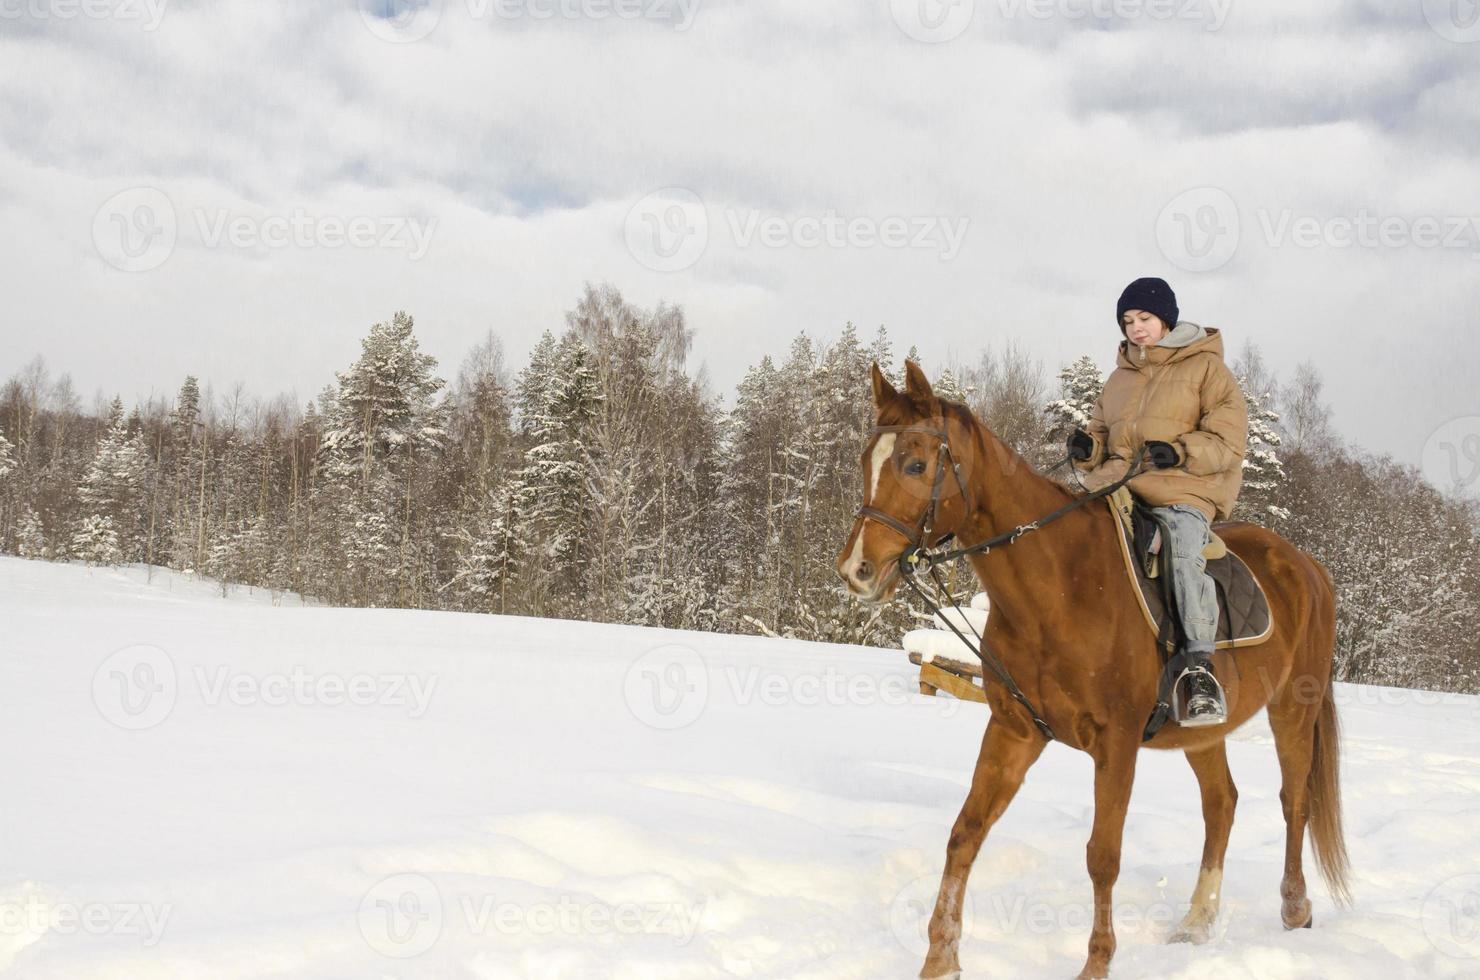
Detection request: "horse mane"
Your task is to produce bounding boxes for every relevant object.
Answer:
[934,397,1077,506]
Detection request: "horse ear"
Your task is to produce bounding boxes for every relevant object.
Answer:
[870,362,898,408]
[903,359,935,403]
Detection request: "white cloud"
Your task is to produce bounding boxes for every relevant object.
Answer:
[0,0,1475,465]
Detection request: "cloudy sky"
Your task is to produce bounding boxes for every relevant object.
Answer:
[2,0,1477,480]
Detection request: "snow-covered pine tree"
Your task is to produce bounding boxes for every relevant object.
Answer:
[1232,373,1289,525]
[75,396,148,563]
[1044,355,1103,440]
[316,312,447,606]
[510,329,600,616]
[71,514,122,565]
[15,505,45,559]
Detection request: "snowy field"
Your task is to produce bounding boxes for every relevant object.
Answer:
[2,555,1478,979]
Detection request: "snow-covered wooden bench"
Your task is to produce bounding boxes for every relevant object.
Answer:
[901,594,990,704]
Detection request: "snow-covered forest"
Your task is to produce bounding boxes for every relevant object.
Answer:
[1,283,1475,692]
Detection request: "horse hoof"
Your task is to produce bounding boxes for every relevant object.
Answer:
[1303,913,1313,929]
[1169,922,1212,945]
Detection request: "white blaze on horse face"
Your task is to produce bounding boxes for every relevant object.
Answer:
[844,433,896,586]
[865,433,896,504]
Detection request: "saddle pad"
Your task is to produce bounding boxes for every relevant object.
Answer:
[1106,489,1274,650]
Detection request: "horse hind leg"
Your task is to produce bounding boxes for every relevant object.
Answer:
[1269,689,1320,929]
[1170,740,1237,944]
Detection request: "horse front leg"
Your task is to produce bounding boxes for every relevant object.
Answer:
[1078,739,1139,980]
[921,718,1045,979]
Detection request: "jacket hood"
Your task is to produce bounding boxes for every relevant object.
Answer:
[1119,322,1224,370]
[1156,320,1207,348]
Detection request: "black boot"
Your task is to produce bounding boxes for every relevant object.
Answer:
[1176,658,1226,727]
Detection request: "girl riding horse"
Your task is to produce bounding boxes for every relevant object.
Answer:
[1069,276,1249,727]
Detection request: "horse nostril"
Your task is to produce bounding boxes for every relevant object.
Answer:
[855,560,874,581]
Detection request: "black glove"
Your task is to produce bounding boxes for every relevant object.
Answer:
[1067,429,1094,462]
[1146,440,1181,469]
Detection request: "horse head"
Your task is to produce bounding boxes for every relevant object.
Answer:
[835,360,980,603]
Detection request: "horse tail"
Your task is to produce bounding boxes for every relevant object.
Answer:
[1307,556,1352,907]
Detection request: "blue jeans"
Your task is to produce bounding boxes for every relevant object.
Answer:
[1150,504,1218,655]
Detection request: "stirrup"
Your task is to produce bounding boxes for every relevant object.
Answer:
[1172,664,1227,728]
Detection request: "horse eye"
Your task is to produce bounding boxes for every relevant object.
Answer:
[904,460,926,476]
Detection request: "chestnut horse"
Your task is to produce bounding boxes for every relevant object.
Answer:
[836,361,1350,979]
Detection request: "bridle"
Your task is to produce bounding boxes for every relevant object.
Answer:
[850,418,1152,743]
[854,423,971,552]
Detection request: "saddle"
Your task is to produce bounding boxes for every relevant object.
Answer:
[1107,486,1274,653]
[1106,487,1274,740]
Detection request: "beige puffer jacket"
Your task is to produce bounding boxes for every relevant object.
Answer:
[1072,322,1248,523]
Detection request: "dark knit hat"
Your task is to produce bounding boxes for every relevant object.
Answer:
[1116,277,1178,335]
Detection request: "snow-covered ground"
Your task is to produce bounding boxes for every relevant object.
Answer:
[2,556,1478,979]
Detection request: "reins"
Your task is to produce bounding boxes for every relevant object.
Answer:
[855,422,1152,743]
